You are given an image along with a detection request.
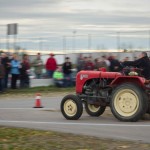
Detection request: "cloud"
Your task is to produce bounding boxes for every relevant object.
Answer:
[0,0,150,50]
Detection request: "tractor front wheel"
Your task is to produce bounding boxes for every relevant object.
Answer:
[61,94,83,120]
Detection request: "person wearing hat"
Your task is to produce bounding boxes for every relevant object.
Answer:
[62,57,72,87]
[45,53,57,78]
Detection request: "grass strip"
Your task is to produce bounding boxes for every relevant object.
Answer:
[0,126,150,150]
[1,86,75,95]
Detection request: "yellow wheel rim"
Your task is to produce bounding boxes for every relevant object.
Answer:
[88,104,100,113]
[64,99,77,117]
[114,89,139,117]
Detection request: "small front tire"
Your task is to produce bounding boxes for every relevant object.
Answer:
[61,94,83,120]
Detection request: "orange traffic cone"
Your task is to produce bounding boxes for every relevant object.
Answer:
[33,93,43,108]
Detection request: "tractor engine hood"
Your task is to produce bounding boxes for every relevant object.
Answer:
[76,70,122,93]
[76,71,100,93]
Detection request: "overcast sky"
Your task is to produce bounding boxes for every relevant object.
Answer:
[0,0,150,50]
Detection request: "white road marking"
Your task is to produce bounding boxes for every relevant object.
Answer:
[0,108,56,110]
[0,120,150,127]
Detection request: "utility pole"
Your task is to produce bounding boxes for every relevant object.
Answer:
[72,30,76,53]
[7,23,18,53]
[148,30,150,51]
[63,36,66,59]
[88,34,91,50]
[117,32,120,50]
[7,34,9,52]
[14,34,17,53]
[39,37,42,51]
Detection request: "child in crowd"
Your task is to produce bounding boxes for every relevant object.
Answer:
[53,66,64,87]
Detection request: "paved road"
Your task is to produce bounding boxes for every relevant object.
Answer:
[0,96,150,143]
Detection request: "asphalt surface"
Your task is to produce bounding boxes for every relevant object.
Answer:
[0,95,150,143]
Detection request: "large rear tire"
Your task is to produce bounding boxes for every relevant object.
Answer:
[61,94,83,120]
[85,102,106,117]
[110,83,147,122]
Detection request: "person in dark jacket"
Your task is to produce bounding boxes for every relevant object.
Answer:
[0,57,5,93]
[109,55,122,72]
[123,52,150,79]
[1,53,11,89]
[76,54,85,72]
[84,56,94,70]
[20,54,30,88]
[62,57,72,87]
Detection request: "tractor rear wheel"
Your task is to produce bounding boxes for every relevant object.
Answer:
[85,102,106,116]
[61,94,83,120]
[110,83,147,122]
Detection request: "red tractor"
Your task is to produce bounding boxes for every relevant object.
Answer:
[60,67,150,122]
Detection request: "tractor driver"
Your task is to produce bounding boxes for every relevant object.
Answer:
[122,52,150,79]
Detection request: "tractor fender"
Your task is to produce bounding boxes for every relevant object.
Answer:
[110,76,146,88]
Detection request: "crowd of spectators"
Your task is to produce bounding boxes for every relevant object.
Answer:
[0,51,150,93]
[0,53,31,92]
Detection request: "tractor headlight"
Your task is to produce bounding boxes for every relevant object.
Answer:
[128,71,138,76]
